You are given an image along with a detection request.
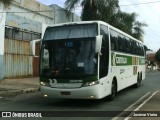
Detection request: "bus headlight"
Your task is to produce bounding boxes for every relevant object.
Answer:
[82,81,99,87]
[40,81,50,87]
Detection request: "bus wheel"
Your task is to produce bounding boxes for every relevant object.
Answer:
[134,73,141,88]
[109,80,117,101]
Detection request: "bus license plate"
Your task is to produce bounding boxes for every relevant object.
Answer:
[61,92,71,95]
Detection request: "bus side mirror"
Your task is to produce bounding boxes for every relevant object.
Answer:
[30,39,42,56]
[95,35,103,54]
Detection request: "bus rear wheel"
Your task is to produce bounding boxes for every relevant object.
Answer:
[134,73,142,88]
[108,80,117,101]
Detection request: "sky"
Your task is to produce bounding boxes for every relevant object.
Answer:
[36,0,160,52]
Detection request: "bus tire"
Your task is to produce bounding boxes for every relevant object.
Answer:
[108,79,117,101]
[134,73,141,88]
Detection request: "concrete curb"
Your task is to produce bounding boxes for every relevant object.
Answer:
[0,88,40,97]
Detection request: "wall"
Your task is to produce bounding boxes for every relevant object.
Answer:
[2,0,49,78]
[0,3,6,80]
[9,0,54,25]
[50,4,81,24]
[6,14,42,33]
[1,0,81,79]
[4,26,41,78]
[4,39,33,78]
[4,12,42,78]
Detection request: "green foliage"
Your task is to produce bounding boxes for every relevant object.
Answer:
[0,0,12,6]
[132,21,148,41]
[65,0,147,41]
[65,0,119,21]
[110,11,136,36]
[155,49,160,62]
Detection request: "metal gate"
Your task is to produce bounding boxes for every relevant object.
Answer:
[4,27,41,78]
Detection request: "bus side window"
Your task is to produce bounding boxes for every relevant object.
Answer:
[137,43,141,55]
[130,40,135,54]
[118,34,123,52]
[111,36,115,50]
[110,29,119,51]
[129,39,132,54]
[110,34,115,50]
[140,44,144,56]
[125,37,130,53]
[142,44,145,56]
[100,25,109,78]
[136,43,139,55]
[135,42,138,55]
[121,35,125,52]
[133,41,137,55]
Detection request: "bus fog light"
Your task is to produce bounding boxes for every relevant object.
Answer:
[43,94,48,97]
[90,96,95,98]
[40,81,49,86]
[83,81,99,87]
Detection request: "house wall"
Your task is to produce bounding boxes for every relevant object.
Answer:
[2,0,52,79]
[50,4,81,24]
[0,3,6,80]
[0,0,81,79]
[4,13,42,78]
[6,14,42,33]
[9,0,54,25]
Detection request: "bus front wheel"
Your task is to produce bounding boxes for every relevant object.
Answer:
[108,80,117,101]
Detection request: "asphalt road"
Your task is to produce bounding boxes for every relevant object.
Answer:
[0,71,160,120]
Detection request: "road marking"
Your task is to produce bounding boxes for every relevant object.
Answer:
[124,91,159,120]
[123,92,151,111]
[134,91,158,111]
[111,92,151,120]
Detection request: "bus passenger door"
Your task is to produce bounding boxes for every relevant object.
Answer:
[99,25,109,79]
[99,47,108,78]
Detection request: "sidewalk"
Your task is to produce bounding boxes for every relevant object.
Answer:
[0,77,40,97]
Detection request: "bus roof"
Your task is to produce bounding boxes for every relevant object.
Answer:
[47,21,103,27]
[46,21,142,44]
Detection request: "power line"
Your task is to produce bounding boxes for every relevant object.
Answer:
[0,7,83,14]
[0,10,53,13]
[0,9,72,14]
[120,0,160,6]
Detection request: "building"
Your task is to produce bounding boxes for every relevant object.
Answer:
[146,50,156,63]
[50,4,81,24]
[0,0,80,80]
[146,50,158,70]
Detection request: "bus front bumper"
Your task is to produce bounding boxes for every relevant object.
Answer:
[40,85,104,99]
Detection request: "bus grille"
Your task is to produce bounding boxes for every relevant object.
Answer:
[49,83,83,89]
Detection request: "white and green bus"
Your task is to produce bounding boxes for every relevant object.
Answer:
[31,21,145,100]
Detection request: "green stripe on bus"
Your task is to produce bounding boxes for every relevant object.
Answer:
[111,53,145,66]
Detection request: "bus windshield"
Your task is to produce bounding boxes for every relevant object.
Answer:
[40,38,97,78]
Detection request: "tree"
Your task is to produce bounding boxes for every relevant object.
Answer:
[0,0,12,6]
[110,11,147,41]
[132,21,147,41]
[65,0,147,41]
[155,49,160,62]
[110,11,136,35]
[65,0,119,21]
